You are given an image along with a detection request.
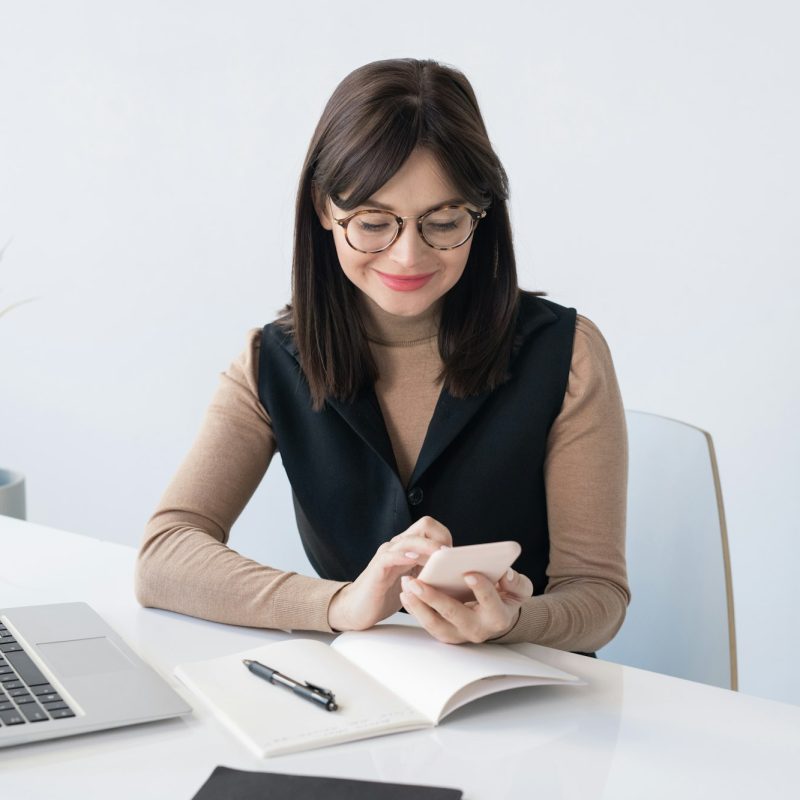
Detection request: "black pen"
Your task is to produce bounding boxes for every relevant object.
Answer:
[242,659,338,712]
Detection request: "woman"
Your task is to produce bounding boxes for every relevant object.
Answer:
[135,58,629,654]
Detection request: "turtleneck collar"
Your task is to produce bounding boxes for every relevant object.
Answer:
[358,293,441,347]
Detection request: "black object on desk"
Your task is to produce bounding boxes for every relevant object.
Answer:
[191,766,464,799]
[242,658,338,711]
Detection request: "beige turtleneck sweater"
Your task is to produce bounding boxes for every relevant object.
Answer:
[135,296,630,653]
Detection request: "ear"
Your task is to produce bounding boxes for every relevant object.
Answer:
[312,185,333,231]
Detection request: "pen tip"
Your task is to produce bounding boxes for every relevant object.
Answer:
[242,659,251,666]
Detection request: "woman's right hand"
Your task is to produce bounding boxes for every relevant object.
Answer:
[327,516,453,632]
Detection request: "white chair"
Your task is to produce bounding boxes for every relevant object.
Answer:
[598,410,738,690]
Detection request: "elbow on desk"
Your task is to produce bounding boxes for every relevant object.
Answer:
[133,527,177,610]
[603,590,629,647]
[133,520,225,612]
[591,580,630,651]
[551,578,631,654]
[133,546,158,609]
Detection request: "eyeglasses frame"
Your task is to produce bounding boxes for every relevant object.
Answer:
[329,200,488,253]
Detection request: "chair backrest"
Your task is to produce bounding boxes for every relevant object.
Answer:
[598,410,738,690]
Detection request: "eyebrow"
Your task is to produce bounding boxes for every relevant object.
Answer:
[361,197,466,214]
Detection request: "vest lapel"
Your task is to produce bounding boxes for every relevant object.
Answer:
[407,387,491,489]
[407,296,560,489]
[325,390,399,476]
[276,332,399,476]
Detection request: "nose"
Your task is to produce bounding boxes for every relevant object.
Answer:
[388,220,427,269]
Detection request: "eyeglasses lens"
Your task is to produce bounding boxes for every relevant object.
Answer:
[347,208,474,252]
[348,212,396,251]
[423,208,473,248]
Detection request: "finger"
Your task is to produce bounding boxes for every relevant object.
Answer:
[464,572,511,618]
[394,516,452,547]
[399,587,463,644]
[496,569,534,599]
[368,548,430,585]
[404,577,481,642]
[372,538,453,581]
[461,573,520,639]
[384,534,448,561]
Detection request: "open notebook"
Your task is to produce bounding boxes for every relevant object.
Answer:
[175,625,584,758]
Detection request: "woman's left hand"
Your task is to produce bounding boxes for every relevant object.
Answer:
[399,569,534,644]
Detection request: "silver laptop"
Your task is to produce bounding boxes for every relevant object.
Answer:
[0,601,191,747]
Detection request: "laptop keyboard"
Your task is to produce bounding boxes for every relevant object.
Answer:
[0,623,76,727]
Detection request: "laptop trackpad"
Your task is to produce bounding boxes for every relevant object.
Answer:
[37,637,135,677]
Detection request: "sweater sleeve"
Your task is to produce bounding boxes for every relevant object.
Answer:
[491,314,630,652]
[133,328,349,632]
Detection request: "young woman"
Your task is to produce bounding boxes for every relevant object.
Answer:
[135,58,629,654]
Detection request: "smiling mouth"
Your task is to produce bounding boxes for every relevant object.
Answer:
[374,270,437,292]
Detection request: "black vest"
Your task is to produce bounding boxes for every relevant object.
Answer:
[257,293,577,597]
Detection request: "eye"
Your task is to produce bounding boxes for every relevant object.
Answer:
[424,210,465,230]
[429,221,459,231]
[353,211,396,234]
[359,220,391,232]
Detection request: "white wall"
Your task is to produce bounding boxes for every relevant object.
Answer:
[1,1,798,705]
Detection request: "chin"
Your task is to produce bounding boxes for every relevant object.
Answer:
[377,294,439,318]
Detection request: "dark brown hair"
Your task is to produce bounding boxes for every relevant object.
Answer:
[279,57,544,410]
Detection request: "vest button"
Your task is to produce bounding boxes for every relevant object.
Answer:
[407,487,424,506]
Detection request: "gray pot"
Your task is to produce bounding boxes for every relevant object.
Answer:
[0,469,26,520]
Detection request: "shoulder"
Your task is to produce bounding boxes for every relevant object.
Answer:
[513,294,615,356]
[225,327,263,395]
[573,314,615,365]
[567,314,622,401]
[512,293,577,357]
[260,316,299,358]
[202,327,272,428]
[517,292,575,326]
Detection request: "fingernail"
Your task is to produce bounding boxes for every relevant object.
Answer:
[401,576,409,589]
[439,544,450,550]
[464,574,478,586]
[407,579,423,596]
[404,552,419,560]
[506,569,515,582]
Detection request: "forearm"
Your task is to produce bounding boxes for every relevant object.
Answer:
[133,328,353,631]
[135,512,348,632]
[490,578,629,652]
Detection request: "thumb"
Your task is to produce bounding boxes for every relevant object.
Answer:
[497,569,533,599]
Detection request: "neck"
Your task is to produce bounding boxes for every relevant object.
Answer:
[359,295,441,346]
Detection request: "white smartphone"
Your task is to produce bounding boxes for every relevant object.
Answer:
[415,541,522,602]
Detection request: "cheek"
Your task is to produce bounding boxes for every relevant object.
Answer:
[444,251,471,285]
[333,239,372,282]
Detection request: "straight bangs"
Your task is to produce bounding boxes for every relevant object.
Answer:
[313,69,500,213]
[314,112,419,213]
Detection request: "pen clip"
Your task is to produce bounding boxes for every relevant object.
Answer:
[304,680,335,700]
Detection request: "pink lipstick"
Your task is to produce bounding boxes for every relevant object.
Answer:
[375,270,436,292]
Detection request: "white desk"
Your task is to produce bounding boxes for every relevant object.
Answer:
[1,516,798,799]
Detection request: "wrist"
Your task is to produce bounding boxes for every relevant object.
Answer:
[490,605,522,641]
[327,583,352,632]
